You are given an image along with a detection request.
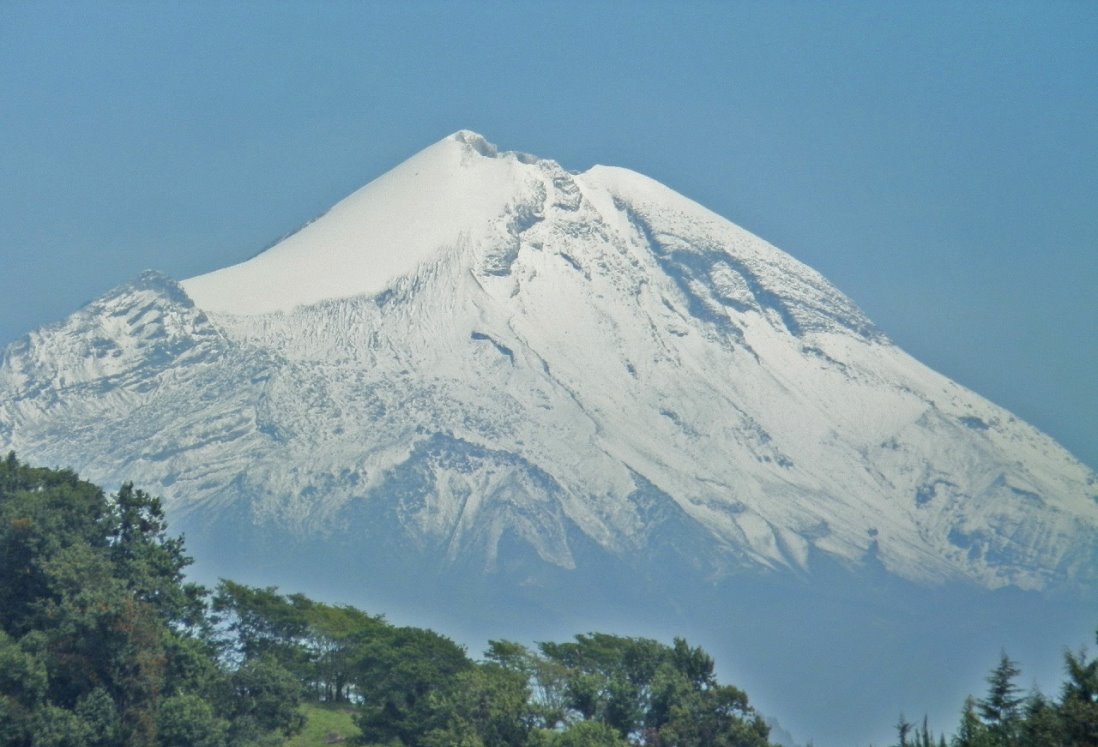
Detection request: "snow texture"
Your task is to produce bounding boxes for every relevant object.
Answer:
[3,131,1097,591]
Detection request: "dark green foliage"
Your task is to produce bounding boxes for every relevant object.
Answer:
[421,665,533,747]
[1060,633,1098,747]
[487,639,573,729]
[894,715,914,747]
[977,652,1023,746]
[0,458,110,638]
[0,454,302,746]
[892,714,938,747]
[74,688,121,747]
[225,655,306,742]
[305,601,385,704]
[109,482,207,631]
[529,720,629,747]
[157,693,228,747]
[213,580,387,704]
[213,581,312,662]
[353,625,472,745]
[489,634,772,747]
[952,696,989,747]
[29,704,92,747]
[898,629,1098,747]
[1019,692,1062,747]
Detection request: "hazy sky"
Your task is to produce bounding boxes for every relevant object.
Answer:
[2,1,1095,470]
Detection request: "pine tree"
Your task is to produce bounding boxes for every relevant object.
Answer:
[1060,635,1098,747]
[953,696,989,747]
[917,715,933,747]
[977,652,1023,746]
[895,713,913,747]
[1020,691,1063,746]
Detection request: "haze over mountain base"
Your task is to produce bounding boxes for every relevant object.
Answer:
[178,504,1095,747]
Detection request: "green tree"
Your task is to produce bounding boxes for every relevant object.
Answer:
[1019,691,1063,746]
[0,629,48,746]
[29,705,91,747]
[108,483,207,632]
[895,714,914,747]
[422,664,532,747]
[73,688,120,747]
[535,633,771,746]
[487,640,572,729]
[0,458,111,637]
[977,653,1023,746]
[670,637,717,690]
[953,696,990,747]
[354,625,471,746]
[157,694,228,747]
[539,633,668,737]
[225,655,305,742]
[302,601,386,703]
[656,681,771,747]
[1060,635,1098,747]
[1,456,787,747]
[0,457,298,747]
[915,715,936,747]
[528,720,629,747]
[212,581,312,669]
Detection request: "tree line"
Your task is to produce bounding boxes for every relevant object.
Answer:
[0,454,774,747]
[884,640,1098,747]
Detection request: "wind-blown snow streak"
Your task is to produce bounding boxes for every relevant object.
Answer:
[3,131,1096,591]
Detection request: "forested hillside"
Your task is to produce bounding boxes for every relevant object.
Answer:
[1,454,1095,747]
[0,455,774,747]
[0,454,305,746]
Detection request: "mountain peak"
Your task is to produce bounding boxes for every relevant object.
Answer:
[449,129,499,158]
[180,131,549,315]
[447,130,549,166]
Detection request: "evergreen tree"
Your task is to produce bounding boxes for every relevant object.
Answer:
[1060,634,1098,747]
[977,652,1023,746]
[895,713,913,747]
[953,696,990,747]
[1019,691,1063,746]
[917,715,934,747]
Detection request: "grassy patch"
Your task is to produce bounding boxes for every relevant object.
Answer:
[284,702,361,746]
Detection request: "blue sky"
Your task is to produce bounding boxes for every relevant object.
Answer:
[1,1,1095,471]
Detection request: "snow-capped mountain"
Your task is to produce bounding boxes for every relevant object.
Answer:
[7,130,1098,745]
[3,130,1095,594]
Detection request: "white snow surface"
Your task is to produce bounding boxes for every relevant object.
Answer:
[3,131,1097,591]
[182,131,544,314]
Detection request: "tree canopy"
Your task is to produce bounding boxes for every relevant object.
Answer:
[0,455,302,746]
[0,455,777,747]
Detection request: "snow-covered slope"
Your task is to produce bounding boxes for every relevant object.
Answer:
[183,131,533,315]
[2,131,1096,593]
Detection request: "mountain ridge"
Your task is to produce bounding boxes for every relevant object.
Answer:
[2,131,1095,597]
